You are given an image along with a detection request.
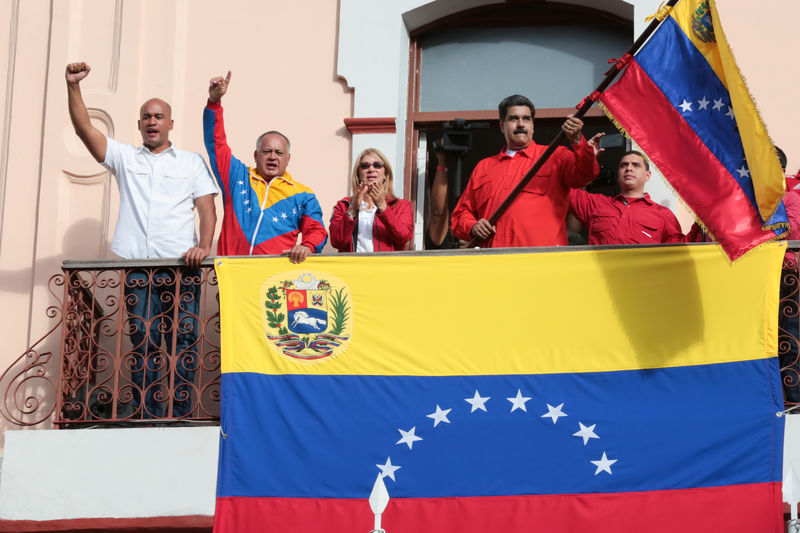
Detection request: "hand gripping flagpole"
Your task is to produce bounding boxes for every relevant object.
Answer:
[467,0,680,248]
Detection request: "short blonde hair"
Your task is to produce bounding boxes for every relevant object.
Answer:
[350,148,395,200]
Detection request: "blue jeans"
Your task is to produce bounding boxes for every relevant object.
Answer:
[124,268,200,418]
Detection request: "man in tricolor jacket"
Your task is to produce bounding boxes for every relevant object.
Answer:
[203,71,327,264]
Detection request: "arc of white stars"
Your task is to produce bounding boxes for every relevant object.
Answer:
[426,405,451,427]
[541,402,567,424]
[376,457,401,481]
[396,427,423,450]
[678,99,693,113]
[712,98,725,111]
[465,390,490,413]
[591,452,617,475]
[573,422,600,445]
[507,389,531,412]
[697,96,709,110]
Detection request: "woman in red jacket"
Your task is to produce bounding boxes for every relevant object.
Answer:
[329,148,414,252]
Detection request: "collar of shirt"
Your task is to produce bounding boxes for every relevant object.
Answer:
[135,142,176,158]
[248,168,296,206]
[614,192,654,206]
[499,142,538,161]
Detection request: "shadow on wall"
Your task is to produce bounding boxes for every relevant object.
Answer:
[0,218,105,295]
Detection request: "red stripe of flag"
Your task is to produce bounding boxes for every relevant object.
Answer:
[214,482,782,532]
[600,61,776,260]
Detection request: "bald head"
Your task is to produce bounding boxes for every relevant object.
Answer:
[137,98,174,154]
[140,98,172,119]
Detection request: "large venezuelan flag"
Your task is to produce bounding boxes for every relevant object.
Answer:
[599,0,787,261]
[214,244,785,532]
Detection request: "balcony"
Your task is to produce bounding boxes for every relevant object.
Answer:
[2,244,799,430]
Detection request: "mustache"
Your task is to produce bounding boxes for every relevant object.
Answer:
[513,128,528,134]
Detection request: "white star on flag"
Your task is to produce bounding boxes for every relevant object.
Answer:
[281,212,287,219]
[591,452,617,475]
[697,96,709,110]
[426,405,451,427]
[237,180,244,185]
[736,166,750,178]
[396,427,423,450]
[507,389,531,412]
[240,190,247,195]
[678,99,693,112]
[573,422,600,445]
[243,199,250,205]
[247,207,252,213]
[465,390,490,413]
[725,106,735,119]
[541,403,567,424]
[272,216,278,223]
[293,208,297,215]
[712,98,725,111]
[376,457,401,481]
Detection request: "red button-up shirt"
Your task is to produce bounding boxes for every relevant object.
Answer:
[451,139,598,247]
[569,189,684,245]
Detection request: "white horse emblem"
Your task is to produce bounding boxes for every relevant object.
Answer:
[291,310,327,330]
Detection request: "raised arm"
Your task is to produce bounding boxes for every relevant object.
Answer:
[66,62,107,163]
[559,116,599,189]
[203,71,235,195]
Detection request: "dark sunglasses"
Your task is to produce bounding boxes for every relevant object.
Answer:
[359,161,385,170]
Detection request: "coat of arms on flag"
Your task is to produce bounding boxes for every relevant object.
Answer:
[261,271,352,360]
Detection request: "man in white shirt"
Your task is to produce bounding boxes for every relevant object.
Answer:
[66,62,217,419]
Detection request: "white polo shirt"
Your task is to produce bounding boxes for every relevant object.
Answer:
[102,137,218,259]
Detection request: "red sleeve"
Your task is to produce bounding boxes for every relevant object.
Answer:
[568,189,596,226]
[451,166,481,241]
[328,198,356,252]
[202,100,233,197]
[661,209,685,244]
[377,199,414,248]
[784,192,800,240]
[558,137,599,189]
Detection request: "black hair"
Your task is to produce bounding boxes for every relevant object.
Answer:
[498,95,535,121]
[775,145,787,171]
[621,150,650,171]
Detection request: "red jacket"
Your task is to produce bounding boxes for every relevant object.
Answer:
[451,139,598,247]
[569,190,684,245]
[329,196,414,252]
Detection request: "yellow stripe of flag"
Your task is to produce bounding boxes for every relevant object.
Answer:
[216,244,783,377]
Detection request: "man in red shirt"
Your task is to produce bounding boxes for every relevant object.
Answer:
[569,151,684,245]
[451,95,599,247]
